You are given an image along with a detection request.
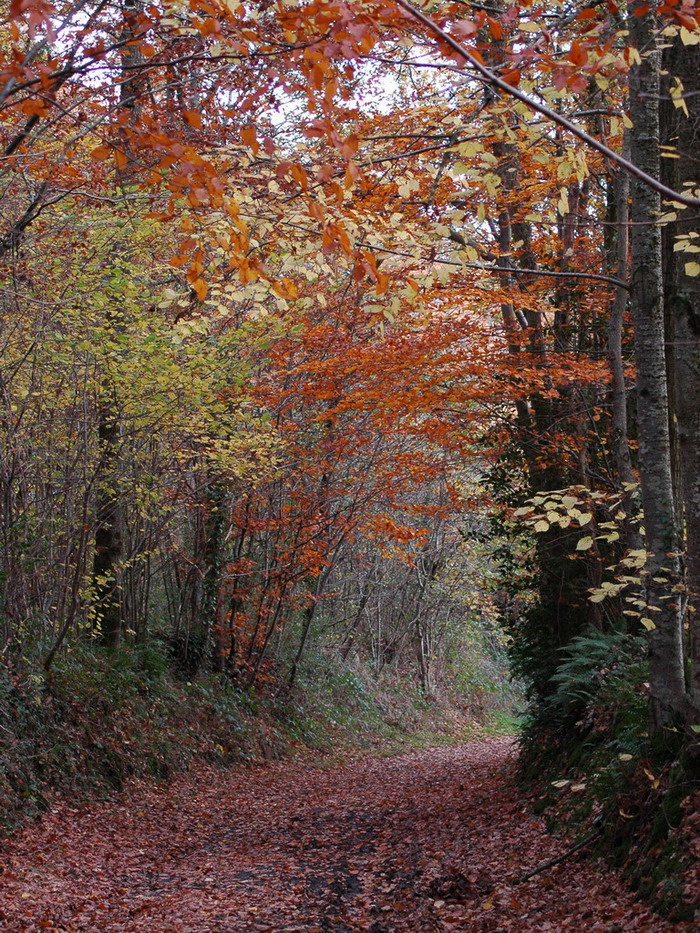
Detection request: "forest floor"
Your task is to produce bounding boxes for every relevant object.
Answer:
[0,737,694,933]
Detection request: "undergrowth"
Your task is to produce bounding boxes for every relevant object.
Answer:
[275,652,492,757]
[0,640,518,836]
[518,627,700,923]
[0,646,262,834]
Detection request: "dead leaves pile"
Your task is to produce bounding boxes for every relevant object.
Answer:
[0,738,693,931]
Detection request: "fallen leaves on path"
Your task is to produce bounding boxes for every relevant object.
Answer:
[0,739,692,931]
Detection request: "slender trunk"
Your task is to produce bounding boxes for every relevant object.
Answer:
[93,394,123,647]
[200,482,226,672]
[607,140,645,583]
[288,577,322,689]
[607,149,636,490]
[91,0,145,649]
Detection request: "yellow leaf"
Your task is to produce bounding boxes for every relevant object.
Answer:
[558,189,570,216]
[643,768,659,788]
[640,617,656,631]
[576,536,593,551]
[680,26,700,45]
[684,261,700,277]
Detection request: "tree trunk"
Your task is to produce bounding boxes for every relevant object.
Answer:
[660,32,700,718]
[93,395,123,647]
[200,482,226,673]
[607,145,635,490]
[627,6,686,728]
[91,0,145,649]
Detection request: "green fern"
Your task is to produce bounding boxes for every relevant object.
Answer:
[546,629,646,714]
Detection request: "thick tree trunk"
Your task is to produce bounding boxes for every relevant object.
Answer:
[660,33,700,717]
[627,7,686,728]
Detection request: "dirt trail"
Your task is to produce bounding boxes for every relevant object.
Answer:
[0,738,691,931]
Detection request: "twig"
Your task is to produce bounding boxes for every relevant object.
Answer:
[512,828,602,884]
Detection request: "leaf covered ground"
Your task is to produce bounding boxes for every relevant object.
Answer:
[0,738,694,932]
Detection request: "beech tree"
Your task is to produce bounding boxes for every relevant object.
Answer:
[1,0,698,735]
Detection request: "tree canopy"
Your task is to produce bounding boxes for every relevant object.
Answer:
[1,0,699,742]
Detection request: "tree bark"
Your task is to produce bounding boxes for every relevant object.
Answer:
[627,6,686,728]
[93,394,124,647]
[92,0,145,649]
[607,145,635,491]
[660,32,700,717]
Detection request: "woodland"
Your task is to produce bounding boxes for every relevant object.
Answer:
[0,0,700,929]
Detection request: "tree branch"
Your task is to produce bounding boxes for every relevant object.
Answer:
[394,0,700,208]
[0,182,56,258]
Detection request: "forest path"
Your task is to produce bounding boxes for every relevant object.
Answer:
[0,737,688,932]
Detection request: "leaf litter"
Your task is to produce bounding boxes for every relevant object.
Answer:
[0,738,693,931]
